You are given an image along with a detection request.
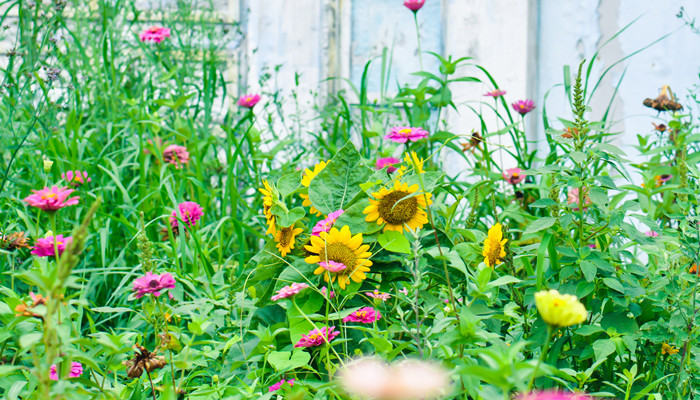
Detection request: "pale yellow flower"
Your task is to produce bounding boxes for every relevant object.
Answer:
[534,289,588,327]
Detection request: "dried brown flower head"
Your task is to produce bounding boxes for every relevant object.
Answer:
[1,232,30,251]
[123,345,167,379]
[643,85,682,112]
[652,123,667,132]
[460,131,482,153]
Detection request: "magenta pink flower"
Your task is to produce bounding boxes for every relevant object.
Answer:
[518,391,591,400]
[512,99,535,115]
[403,0,425,11]
[375,157,401,173]
[132,272,176,299]
[294,326,340,348]
[343,307,382,324]
[269,378,295,392]
[237,94,261,108]
[271,283,309,301]
[645,231,659,237]
[170,201,204,228]
[319,260,348,273]
[385,126,429,143]
[163,145,190,168]
[24,186,79,211]
[50,362,83,381]
[32,235,71,257]
[312,209,344,236]
[139,26,171,43]
[61,171,91,186]
[484,89,507,98]
[503,168,525,185]
[366,290,390,301]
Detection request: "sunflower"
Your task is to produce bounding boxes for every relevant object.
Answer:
[275,225,304,257]
[300,161,328,217]
[363,181,432,233]
[305,225,372,289]
[259,180,277,235]
[483,223,507,267]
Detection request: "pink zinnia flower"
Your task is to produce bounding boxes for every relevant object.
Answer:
[567,187,592,211]
[503,168,525,185]
[23,186,79,211]
[32,235,72,257]
[139,26,171,43]
[294,326,340,348]
[403,0,425,11]
[50,362,83,381]
[162,145,190,168]
[385,126,429,143]
[170,201,204,228]
[61,171,91,186]
[645,231,659,237]
[518,391,591,400]
[366,290,390,301]
[269,378,295,392]
[271,283,309,301]
[132,272,176,299]
[319,260,347,273]
[312,209,344,236]
[484,89,507,98]
[321,286,335,299]
[375,157,401,173]
[512,99,535,115]
[399,287,409,295]
[237,94,261,108]
[343,307,382,324]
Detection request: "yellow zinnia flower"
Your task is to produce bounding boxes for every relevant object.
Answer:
[259,180,277,235]
[305,225,372,290]
[363,181,432,233]
[661,343,679,355]
[274,225,304,257]
[534,289,588,327]
[300,160,328,217]
[482,223,507,267]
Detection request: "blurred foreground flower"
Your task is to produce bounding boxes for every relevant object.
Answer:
[484,89,506,98]
[518,391,591,400]
[367,290,391,301]
[163,145,190,169]
[376,157,401,173]
[534,289,587,328]
[337,357,450,400]
[312,209,344,236]
[269,378,294,392]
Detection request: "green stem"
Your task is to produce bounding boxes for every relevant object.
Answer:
[413,12,423,71]
[527,325,554,391]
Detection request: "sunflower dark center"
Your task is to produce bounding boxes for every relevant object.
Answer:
[279,227,294,247]
[378,191,418,225]
[322,242,357,272]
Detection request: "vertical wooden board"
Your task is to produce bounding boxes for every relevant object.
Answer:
[349,0,443,96]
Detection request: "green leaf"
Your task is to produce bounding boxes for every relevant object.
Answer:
[277,172,301,198]
[589,187,608,208]
[271,205,306,227]
[19,332,43,349]
[334,202,382,235]
[525,217,556,234]
[309,142,373,215]
[570,151,587,164]
[486,275,521,289]
[603,277,625,293]
[580,261,597,282]
[575,325,604,336]
[593,338,616,362]
[377,231,411,254]
[529,199,558,208]
[267,350,311,372]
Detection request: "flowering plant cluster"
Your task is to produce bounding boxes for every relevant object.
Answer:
[0,1,698,400]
